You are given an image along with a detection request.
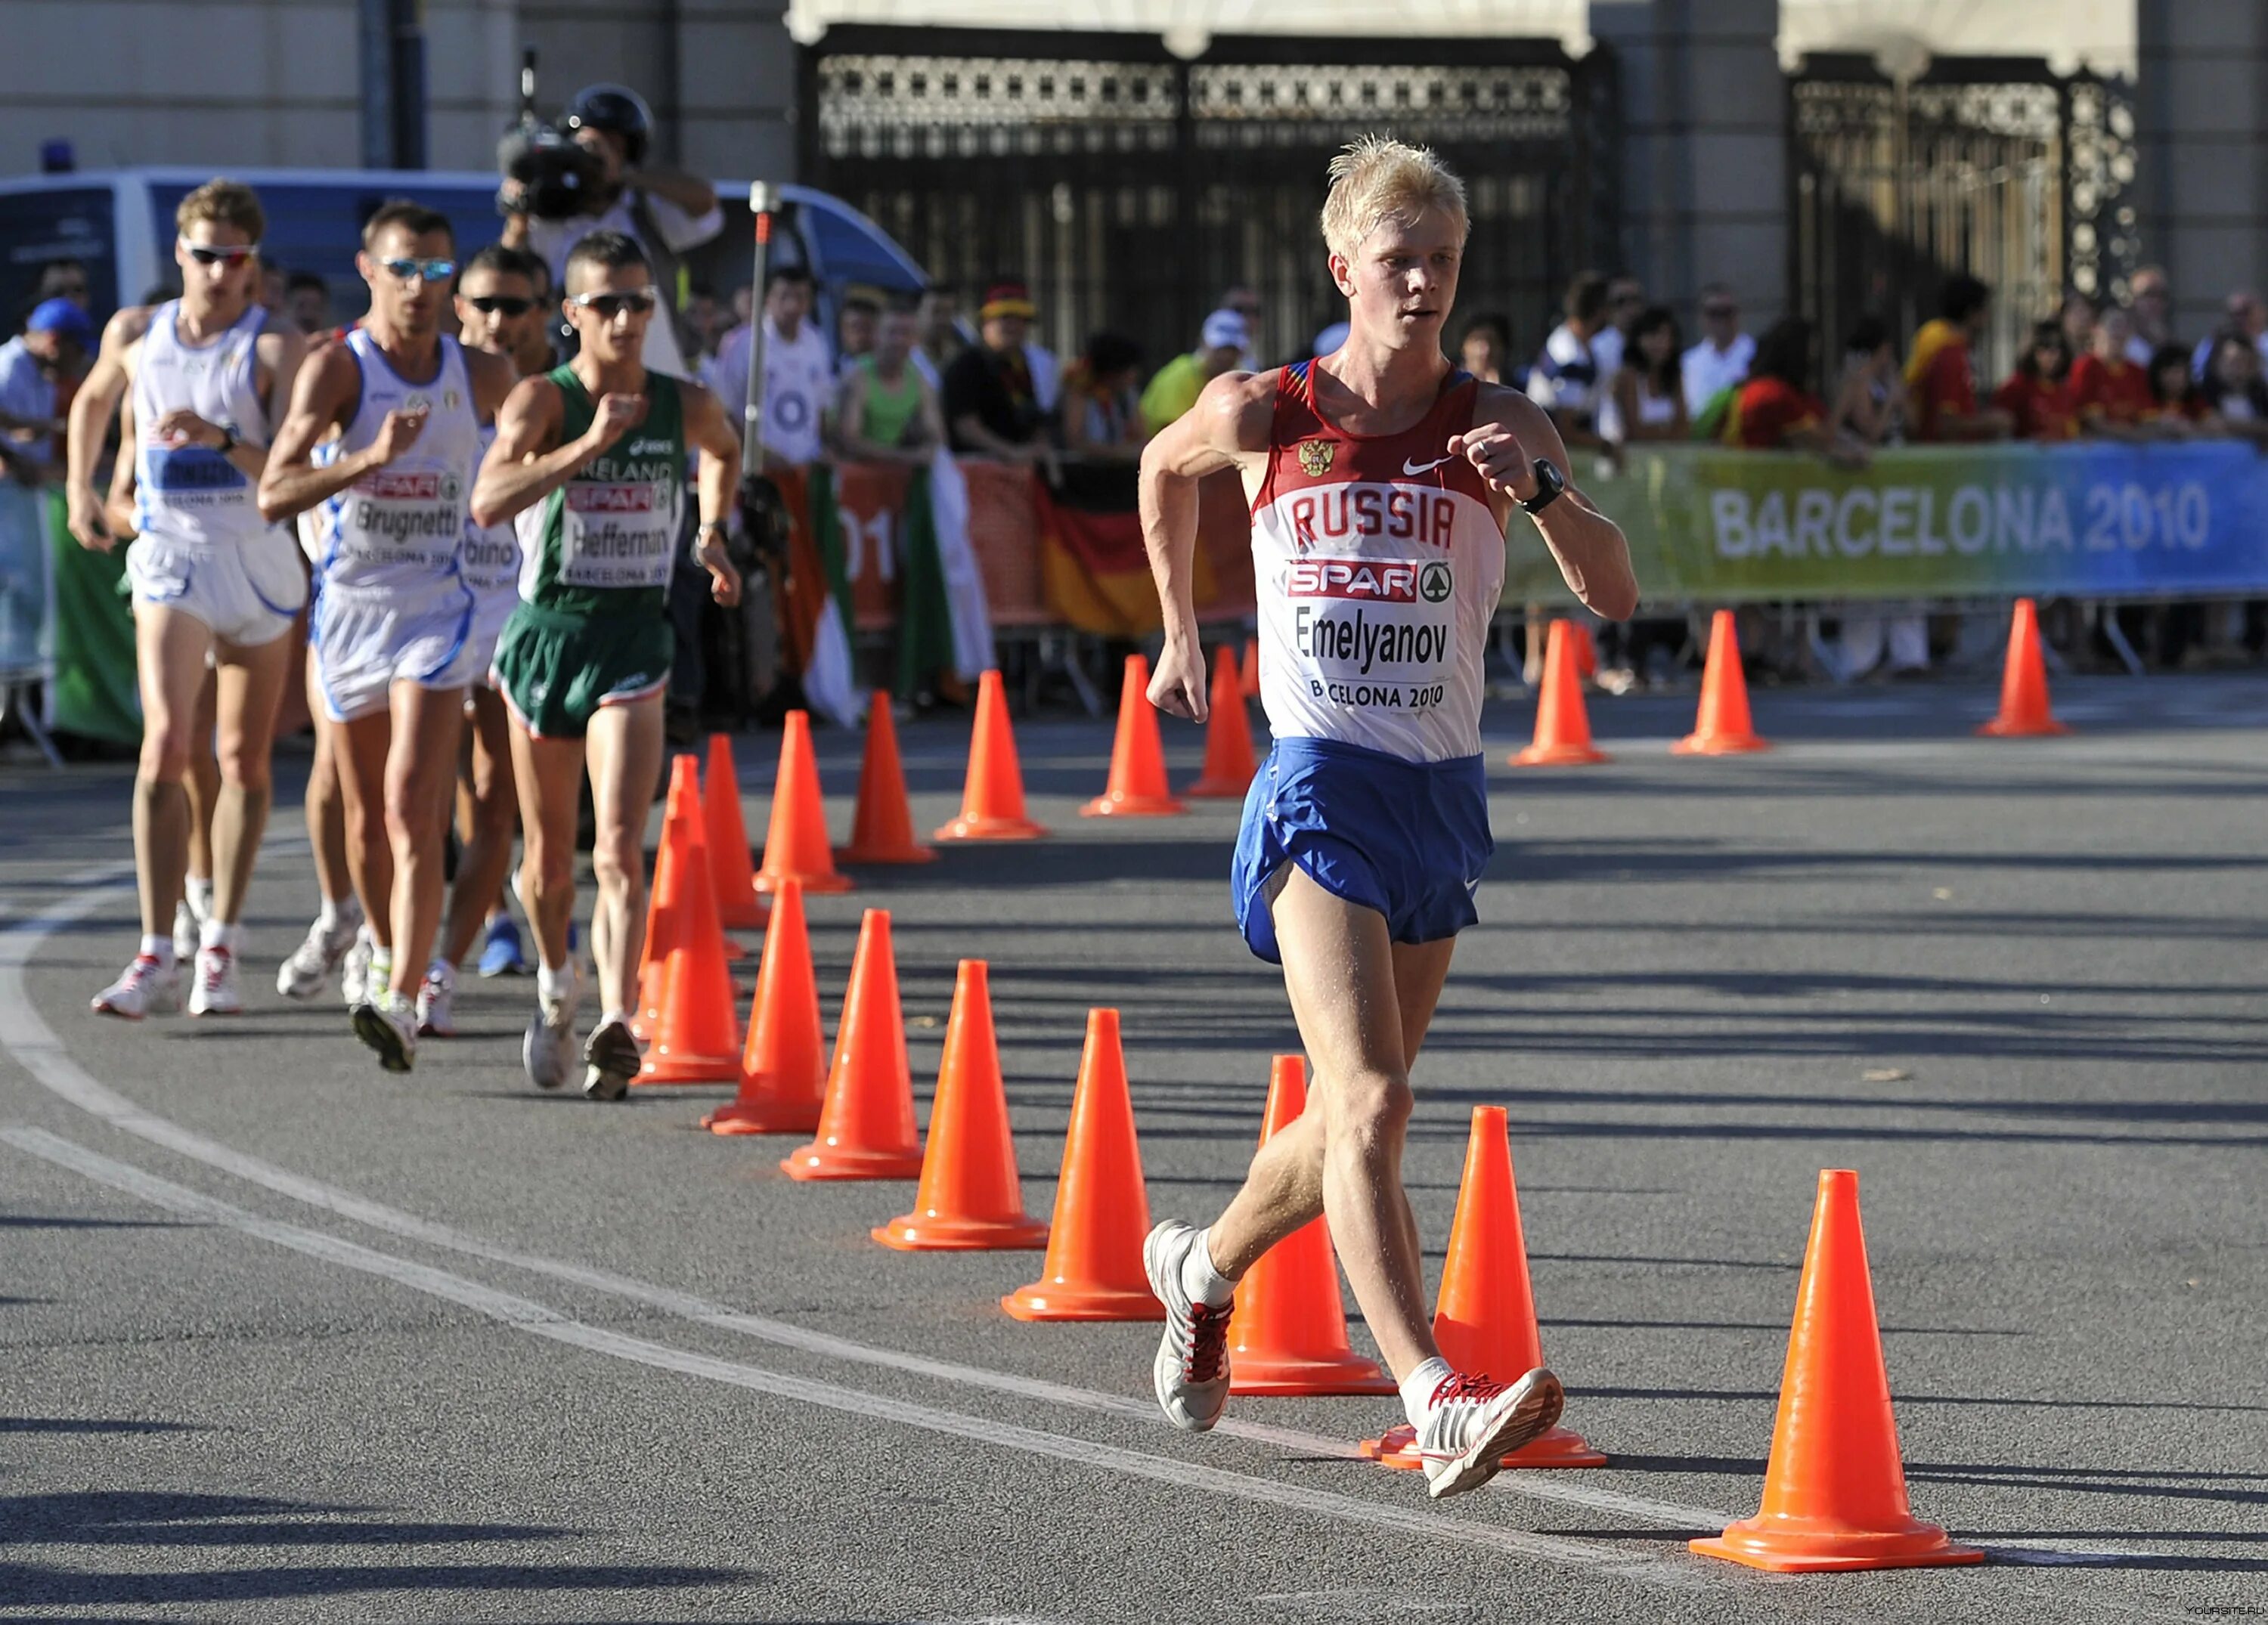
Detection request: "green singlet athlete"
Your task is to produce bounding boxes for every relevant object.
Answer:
[470,230,742,1100]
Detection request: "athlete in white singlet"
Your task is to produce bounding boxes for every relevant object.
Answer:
[64,179,308,1021]
[259,201,516,1072]
[415,243,551,1035]
[1135,138,1638,1500]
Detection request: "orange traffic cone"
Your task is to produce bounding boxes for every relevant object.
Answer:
[1569,622,1599,681]
[754,710,851,894]
[1239,636,1261,701]
[1082,653,1185,817]
[780,909,925,1180]
[1513,620,1610,767]
[1003,1008,1163,1320]
[1359,1106,1605,1471]
[837,694,935,864]
[703,879,826,1135]
[637,770,743,1085]
[935,670,1046,840]
[1693,1169,1983,1572]
[703,734,768,930]
[1978,598,2069,738]
[875,960,1049,1251]
[1229,1056,1396,1396]
[631,759,698,1042]
[1185,645,1258,800]
[1675,610,1770,756]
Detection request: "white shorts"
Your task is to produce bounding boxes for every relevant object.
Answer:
[313,580,481,723]
[464,577,521,678]
[126,529,306,648]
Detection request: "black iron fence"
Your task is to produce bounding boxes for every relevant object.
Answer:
[801,26,1620,379]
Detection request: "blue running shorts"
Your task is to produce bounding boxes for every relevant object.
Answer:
[1231,735,1495,965]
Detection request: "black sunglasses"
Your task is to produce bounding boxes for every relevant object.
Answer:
[467,295,534,317]
[570,289,658,318]
[182,241,260,266]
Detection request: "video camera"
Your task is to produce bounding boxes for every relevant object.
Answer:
[494,50,603,221]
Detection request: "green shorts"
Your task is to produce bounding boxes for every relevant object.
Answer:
[491,602,674,740]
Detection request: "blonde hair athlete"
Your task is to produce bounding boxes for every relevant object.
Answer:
[1136,137,1638,1500]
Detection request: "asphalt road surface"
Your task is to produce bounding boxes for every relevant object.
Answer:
[3,673,2263,1623]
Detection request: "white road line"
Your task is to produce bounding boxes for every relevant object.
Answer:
[0,867,2196,1585]
[0,1124,1687,1580]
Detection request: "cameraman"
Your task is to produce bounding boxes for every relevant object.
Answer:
[500,83,720,376]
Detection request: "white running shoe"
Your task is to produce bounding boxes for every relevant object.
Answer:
[580,1017,640,1101]
[186,946,242,1017]
[415,961,456,1037]
[1143,1220,1234,1432]
[172,899,202,965]
[522,978,578,1091]
[277,908,362,1001]
[1413,1367,1566,1501]
[339,929,374,1008]
[91,955,182,1020]
[351,993,417,1073]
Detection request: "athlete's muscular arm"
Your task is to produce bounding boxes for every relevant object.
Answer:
[105,387,140,542]
[64,306,153,550]
[469,374,639,529]
[463,345,518,423]
[1138,369,1273,720]
[680,380,743,608]
[258,345,426,522]
[1452,385,1640,623]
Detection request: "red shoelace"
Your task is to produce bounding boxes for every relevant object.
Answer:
[1429,1371,1510,1409]
[1182,1302,1231,1382]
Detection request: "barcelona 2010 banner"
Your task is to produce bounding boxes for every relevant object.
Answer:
[1505,441,2268,605]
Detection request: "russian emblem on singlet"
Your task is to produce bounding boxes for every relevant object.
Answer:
[1298,438,1334,478]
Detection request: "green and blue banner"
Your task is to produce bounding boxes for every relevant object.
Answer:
[1507,441,2268,605]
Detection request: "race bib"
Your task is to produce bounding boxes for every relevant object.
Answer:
[559,480,677,589]
[1281,553,1458,712]
[338,469,465,569]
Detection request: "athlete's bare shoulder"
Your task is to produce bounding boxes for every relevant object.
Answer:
[1470,378,1554,440]
[104,305,156,349]
[1193,367,1278,457]
[460,343,517,413]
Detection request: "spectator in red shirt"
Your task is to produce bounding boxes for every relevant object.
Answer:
[1992,320,2077,441]
[2069,305,2157,435]
[1726,317,1865,464]
[1903,274,2012,442]
[2143,341,2208,432]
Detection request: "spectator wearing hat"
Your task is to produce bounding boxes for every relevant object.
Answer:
[943,280,1052,463]
[0,298,93,473]
[1139,308,1252,438]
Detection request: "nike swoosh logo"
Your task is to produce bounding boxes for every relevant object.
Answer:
[1402,455,1455,476]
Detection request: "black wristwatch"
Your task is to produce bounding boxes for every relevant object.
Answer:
[215,425,238,458]
[1519,457,1565,515]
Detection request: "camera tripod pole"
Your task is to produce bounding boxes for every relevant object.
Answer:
[739,181,778,498]
[729,181,791,724]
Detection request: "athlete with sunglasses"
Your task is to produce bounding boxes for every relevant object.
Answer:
[259,201,517,1072]
[472,230,742,1099]
[65,179,310,1020]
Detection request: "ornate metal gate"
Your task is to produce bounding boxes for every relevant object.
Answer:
[801,28,1619,378]
[1789,54,2138,388]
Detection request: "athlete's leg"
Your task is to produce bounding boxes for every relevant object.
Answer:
[131,606,215,940]
[507,717,584,974]
[583,697,667,1023]
[380,682,467,1004]
[438,686,518,969]
[334,709,397,954]
[304,657,353,912]
[184,666,219,901]
[206,630,293,927]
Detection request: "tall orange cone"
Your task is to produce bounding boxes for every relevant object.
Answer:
[1693,1169,1984,1572]
[1082,653,1184,817]
[703,879,826,1135]
[631,759,697,1042]
[703,734,768,929]
[875,960,1049,1250]
[1239,636,1261,701]
[1675,609,1770,756]
[1229,1056,1396,1396]
[753,710,852,895]
[1513,620,1610,766]
[1359,1106,1605,1470]
[935,670,1047,840]
[1978,597,2069,738]
[637,767,744,1085]
[837,694,935,864]
[1185,645,1258,800]
[1003,1008,1164,1320]
[781,909,925,1179]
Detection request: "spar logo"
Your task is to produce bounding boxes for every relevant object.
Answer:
[568,481,659,512]
[357,470,443,500]
[1287,559,1419,602]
